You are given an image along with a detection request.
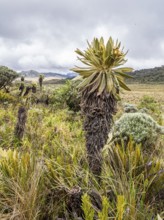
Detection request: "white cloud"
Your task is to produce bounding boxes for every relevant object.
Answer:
[128,57,164,70]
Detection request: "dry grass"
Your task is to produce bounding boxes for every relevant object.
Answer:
[0,83,163,219]
[121,84,164,104]
[121,84,164,123]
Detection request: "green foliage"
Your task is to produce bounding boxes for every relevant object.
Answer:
[51,80,80,111]
[0,101,163,219]
[81,193,95,220]
[126,65,164,83]
[18,82,25,96]
[103,141,164,219]
[0,149,44,219]
[0,90,16,103]
[72,37,133,96]
[0,107,16,148]
[0,66,19,90]
[139,96,157,111]
[138,95,162,124]
[98,196,110,220]
[113,112,163,149]
[116,195,125,220]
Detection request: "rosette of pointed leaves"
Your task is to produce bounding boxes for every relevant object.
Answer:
[72,37,133,96]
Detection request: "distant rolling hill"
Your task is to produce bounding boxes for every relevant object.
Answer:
[127,66,164,83]
[20,70,77,79]
[20,66,164,84]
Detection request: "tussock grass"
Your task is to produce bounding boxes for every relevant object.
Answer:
[0,87,163,219]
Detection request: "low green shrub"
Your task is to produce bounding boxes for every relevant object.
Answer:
[50,80,80,112]
[0,90,16,104]
[112,112,164,149]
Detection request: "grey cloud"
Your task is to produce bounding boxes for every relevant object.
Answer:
[0,0,164,71]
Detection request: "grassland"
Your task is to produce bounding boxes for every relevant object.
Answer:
[122,84,164,104]
[122,84,164,125]
[0,82,163,219]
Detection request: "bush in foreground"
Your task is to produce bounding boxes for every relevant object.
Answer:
[0,90,16,104]
[50,80,81,112]
[0,66,19,91]
[113,112,164,150]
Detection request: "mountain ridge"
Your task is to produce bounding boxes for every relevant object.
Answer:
[20,65,164,83]
[127,65,164,83]
[20,70,77,79]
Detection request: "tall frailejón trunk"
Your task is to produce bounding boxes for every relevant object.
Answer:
[14,106,27,140]
[81,89,117,177]
[71,37,133,178]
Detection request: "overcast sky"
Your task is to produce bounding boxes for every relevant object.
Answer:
[0,0,163,73]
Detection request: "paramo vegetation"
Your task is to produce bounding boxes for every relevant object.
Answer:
[0,37,163,220]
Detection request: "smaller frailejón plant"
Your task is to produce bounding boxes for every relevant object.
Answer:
[39,74,44,91]
[113,112,164,149]
[24,86,32,96]
[19,82,25,96]
[72,37,133,177]
[31,83,37,93]
[19,76,25,96]
[14,106,27,140]
[21,76,25,82]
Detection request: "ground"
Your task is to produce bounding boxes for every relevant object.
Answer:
[0,82,163,219]
[122,83,164,104]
